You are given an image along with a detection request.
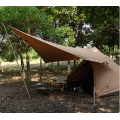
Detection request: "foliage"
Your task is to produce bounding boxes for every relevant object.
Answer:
[100,45,109,55]
[0,42,19,62]
[56,25,75,46]
[113,51,119,59]
[36,6,77,46]
[0,6,119,62]
[0,6,40,33]
[0,6,41,62]
[78,6,119,28]
[28,48,39,60]
[21,48,39,61]
[78,6,119,48]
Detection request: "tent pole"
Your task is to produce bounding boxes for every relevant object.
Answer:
[90,61,96,107]
[40,56,42,82]
[57,61,59,74]
[93,63,96,107]
[93,77,95,107]
[3,23,31,99]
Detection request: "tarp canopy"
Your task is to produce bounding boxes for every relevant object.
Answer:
[8,25,113,63]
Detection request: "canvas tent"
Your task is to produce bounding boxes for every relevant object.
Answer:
[7,25,119,97]
[67,60,119,97]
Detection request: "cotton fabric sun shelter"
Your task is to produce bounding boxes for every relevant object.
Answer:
[7,25,119,97]
[7,25,113,63]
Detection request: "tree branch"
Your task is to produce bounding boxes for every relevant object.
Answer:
[11,31,25,49]
[110,18,119,32]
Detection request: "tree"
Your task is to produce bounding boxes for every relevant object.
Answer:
[0,6,41,82]
[36,6,77,73]
[0,36,4,72]
[78,6,119,48]
[0,6,118,76]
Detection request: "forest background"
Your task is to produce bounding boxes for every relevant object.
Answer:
[0,6,119,81]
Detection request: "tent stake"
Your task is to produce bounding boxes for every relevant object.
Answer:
[3,23,31,99]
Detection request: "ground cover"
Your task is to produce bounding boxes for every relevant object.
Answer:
[0,60,119,113]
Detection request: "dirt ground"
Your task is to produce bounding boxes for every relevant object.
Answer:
[0,61,119,113]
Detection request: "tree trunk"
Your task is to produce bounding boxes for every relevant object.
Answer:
[26,42,31,82]
[75,23,79,37]
[26,28,31,82]
[46,63,48,68]
[51,62,53,69]
[80,22,84,48]
[0,61,3,72]
[109,42,110,57]
[26,15,31,82]
[68,60,71,74]
[112,35,115,59]
[93,21,96,46]
[74,60,76,68]
[39,57,42,82]
[98,43,101,50]
[112,45,114,59]
[0,35,5,72]
[57,61,59,73]
[0,49,3,72]
[18,39,25,79]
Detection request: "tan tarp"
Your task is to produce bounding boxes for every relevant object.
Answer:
[8,25,119,97]
[8,25,113,63]
[68,60,119,97]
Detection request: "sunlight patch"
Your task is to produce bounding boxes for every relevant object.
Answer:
[0,81,4,84]
[99,107,112,112]
[12,76,21,79]
[31,78,38,81]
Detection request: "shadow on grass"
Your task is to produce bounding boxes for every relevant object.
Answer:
[0,73,119,113]
[0,60,119,113]
[0,80,119,113]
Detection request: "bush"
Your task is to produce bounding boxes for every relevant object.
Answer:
[100,45,109,55]
[22,48,39,61]
[114,51,119,59]
[29,49,39,60]
[1,48,19,62]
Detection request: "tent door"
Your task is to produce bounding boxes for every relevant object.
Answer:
[81,67,93,95]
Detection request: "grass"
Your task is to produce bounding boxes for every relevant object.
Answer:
[0,60,82,85]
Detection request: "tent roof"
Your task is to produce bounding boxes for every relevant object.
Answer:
[8,25,113,63]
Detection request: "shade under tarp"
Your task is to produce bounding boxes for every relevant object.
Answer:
[8,25,113,63]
